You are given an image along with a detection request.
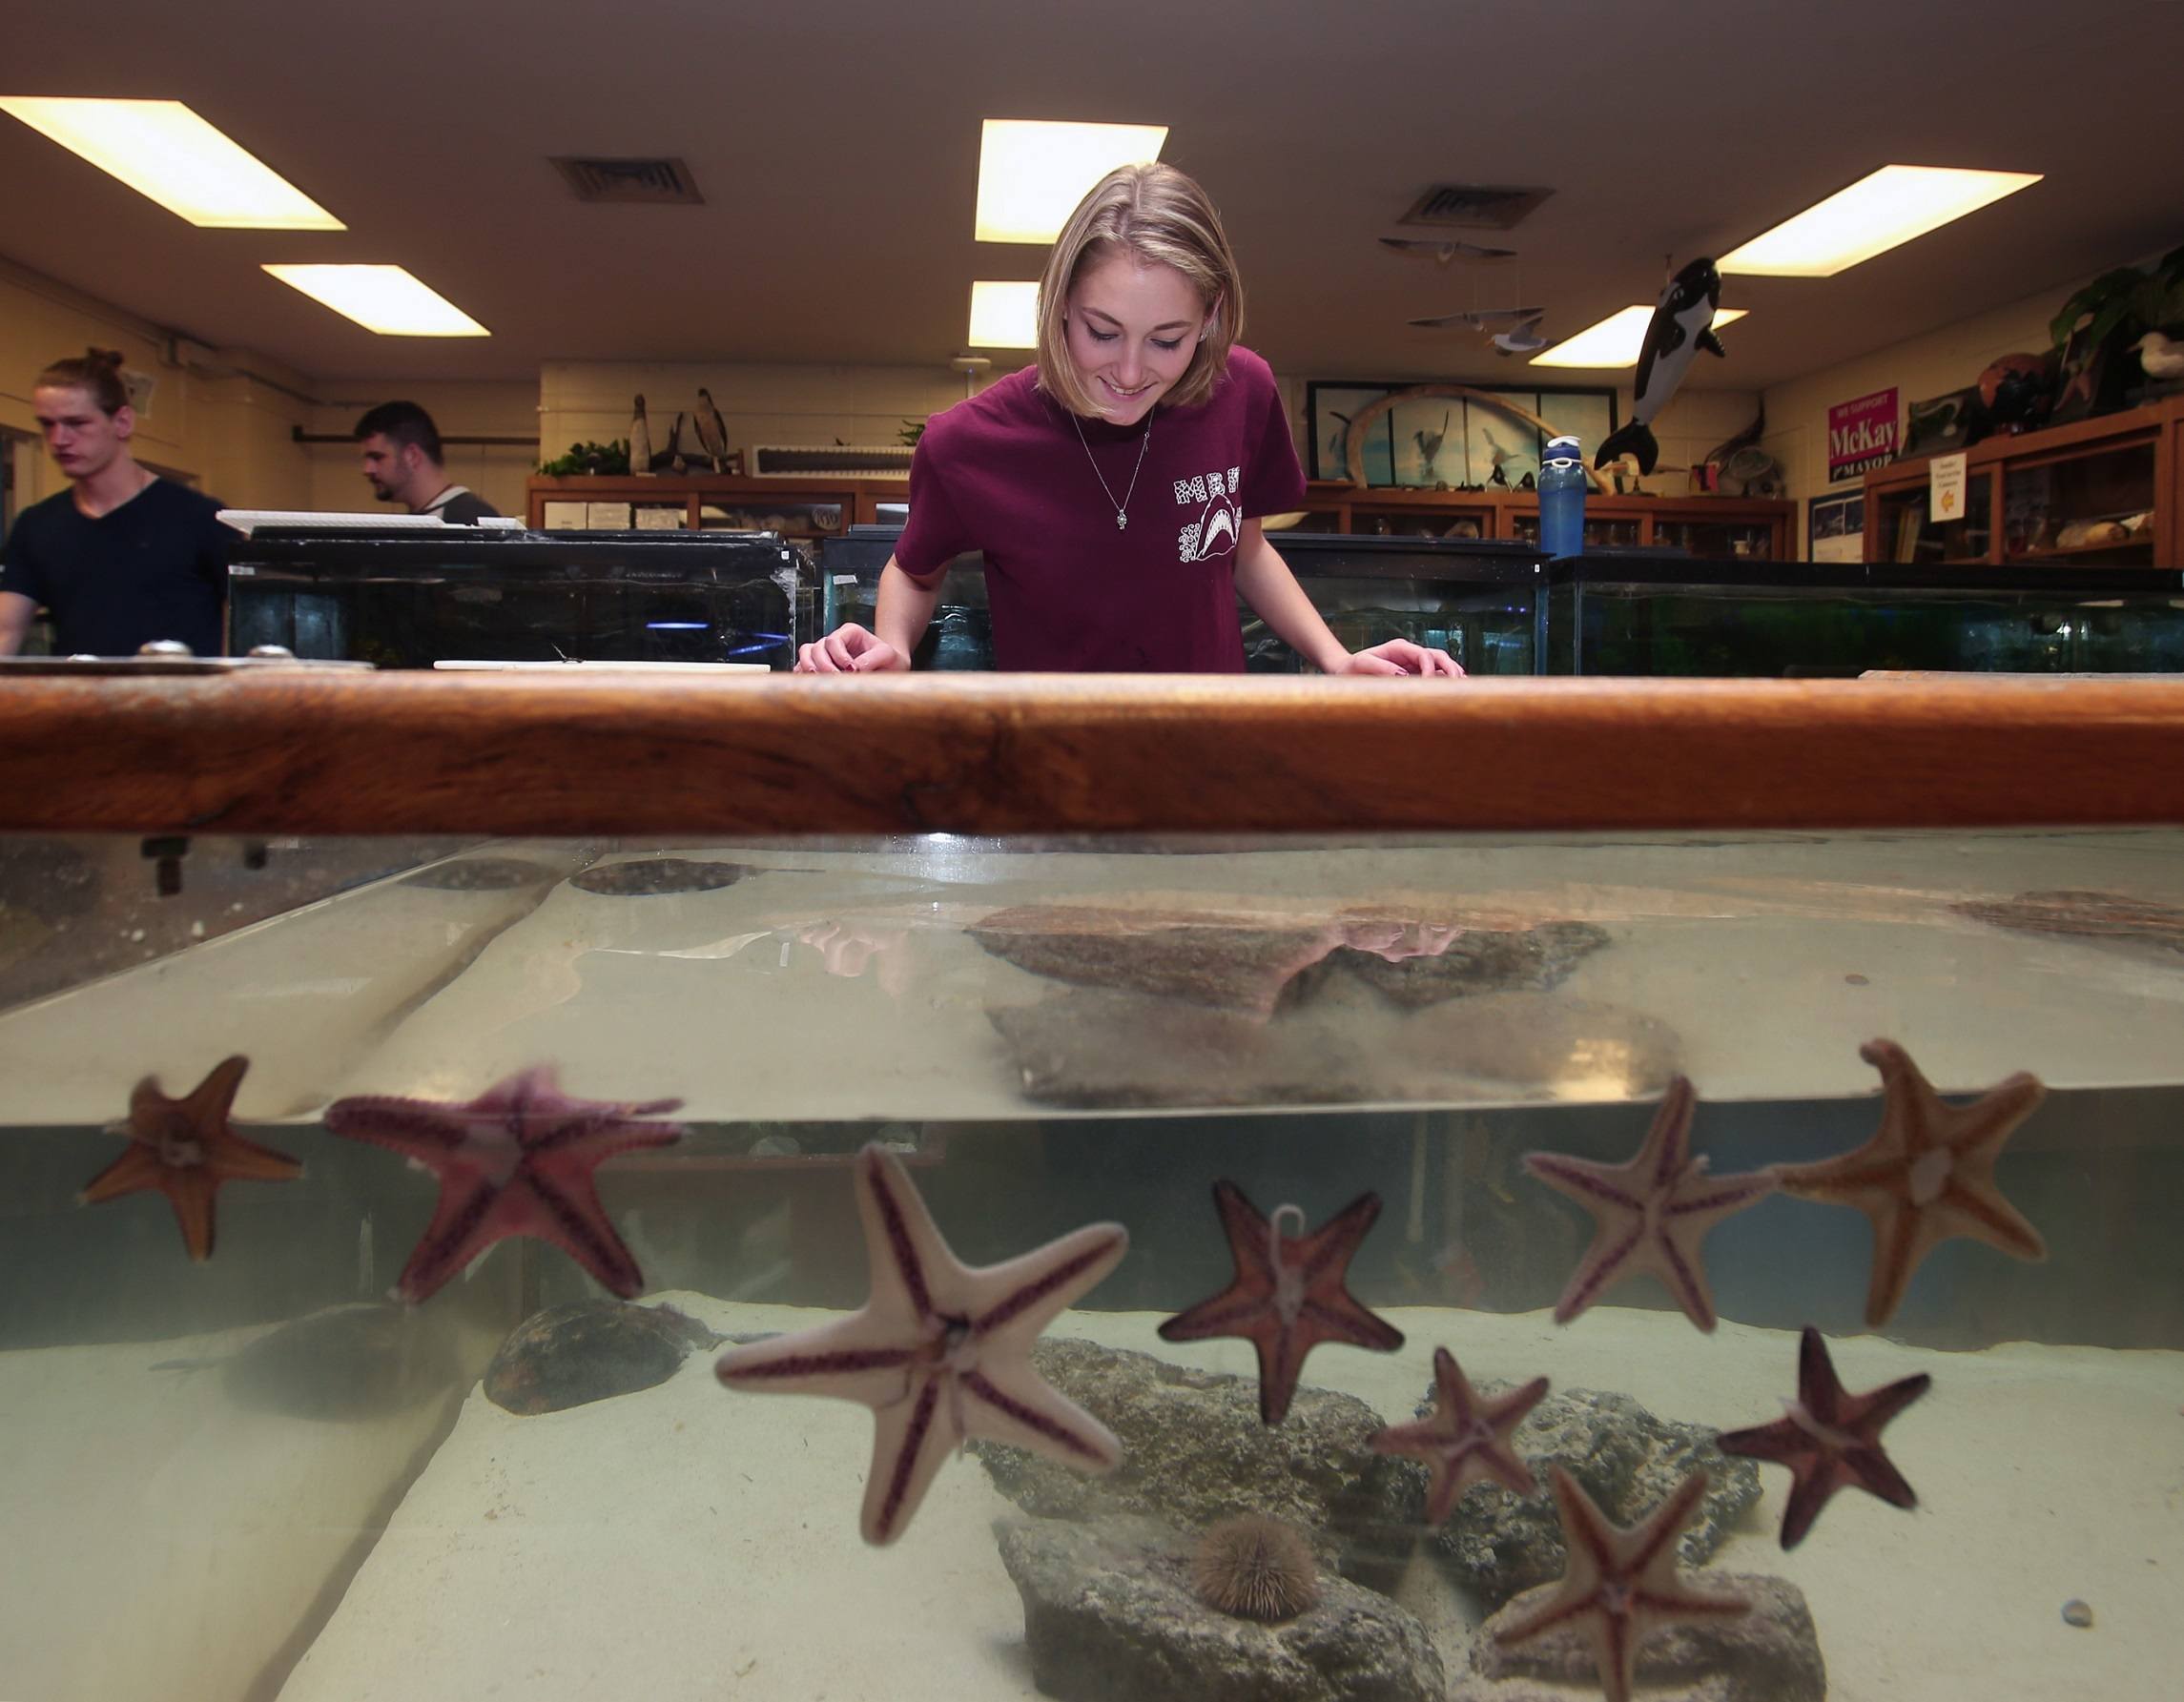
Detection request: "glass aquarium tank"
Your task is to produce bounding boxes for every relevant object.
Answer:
[1545,559,2184,676]
[228,525,811,668]
[0,666,2179,1702]
[822,526,1542,673]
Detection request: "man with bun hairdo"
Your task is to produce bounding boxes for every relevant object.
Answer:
[0,349,230,658]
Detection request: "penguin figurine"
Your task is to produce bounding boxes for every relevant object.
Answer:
[630,394,655,478]
[693,387,730,474]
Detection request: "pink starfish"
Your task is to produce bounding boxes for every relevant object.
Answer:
[1717,1325,1930,1549]
[1369,1346,1548,1524]
[322,1065,684,1302]
[79,1055,300,1261]
[1158,1180,1404,1426]
[1523,1076,1776,1332]
[1494,1466,1750,1702]
[715,1142,1127,1547]
[1773,1038,2046,1327]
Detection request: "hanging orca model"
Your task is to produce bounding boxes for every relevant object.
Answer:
[1595,257,1727,474]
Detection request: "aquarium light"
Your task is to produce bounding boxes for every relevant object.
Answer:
[968,280,1040,349]
[0,97,343,229]
[974,119,1167,243]
[1531,306,1746,368]
[1719,165,2042,277]
[262,265,489,337]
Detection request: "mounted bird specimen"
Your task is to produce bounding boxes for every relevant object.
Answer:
[1379,236,1517,263]
[1494,325,1553,356]
[693,387,731,474]
[1409,305,1544,331]
[629,394,655,477]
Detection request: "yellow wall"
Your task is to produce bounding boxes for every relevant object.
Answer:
[302,381,540,519]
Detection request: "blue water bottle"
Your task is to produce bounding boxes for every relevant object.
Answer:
[1539,434,1586,559]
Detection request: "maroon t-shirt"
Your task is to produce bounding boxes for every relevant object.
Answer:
[895,346,1307,671]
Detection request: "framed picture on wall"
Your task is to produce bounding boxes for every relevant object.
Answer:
[1307,381,1617,487]
[1807,490,1865,564]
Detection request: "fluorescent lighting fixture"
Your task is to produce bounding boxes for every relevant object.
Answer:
[0,96,342,230]
[1719,165,2041,277]
[968,280,1040,349]
[1531,306,1747,368]
[975,119,1167,243]
[262,265,489,336]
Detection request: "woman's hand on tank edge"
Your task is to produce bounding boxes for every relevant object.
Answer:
[1337,639,1465,677]
[793,624,908,674]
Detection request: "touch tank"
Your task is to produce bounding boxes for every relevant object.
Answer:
[1,665,2179,1702]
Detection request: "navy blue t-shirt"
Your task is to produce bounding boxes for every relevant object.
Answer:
[0,478,231,657]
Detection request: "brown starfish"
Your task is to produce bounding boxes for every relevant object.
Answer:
[1369,1346,1548,1524]
[1717,1325,1931,1549]
[1773,1039,2046,1328]
[1523,1076,1778,1332]
[1494,1466,1750,1702]
[716,1143,1128,1546]
[78,1056,301,1261]
[1158,1180,1404,1425]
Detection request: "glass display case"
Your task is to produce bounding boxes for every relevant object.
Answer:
[228,526,813,668]
[2003,440,2158,564]
[1543,559,2184,676]
[0,670,2179,1702]
[819,526,1542,673]
[1869,473,1996,564]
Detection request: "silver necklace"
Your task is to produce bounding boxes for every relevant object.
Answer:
[1070,410,1153,530]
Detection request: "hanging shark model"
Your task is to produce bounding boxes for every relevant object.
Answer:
[1595,257,1727,473]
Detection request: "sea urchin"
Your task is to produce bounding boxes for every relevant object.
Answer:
[1189,1513,1320,1622]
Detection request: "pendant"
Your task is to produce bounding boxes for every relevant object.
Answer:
[1117,512,1128,530]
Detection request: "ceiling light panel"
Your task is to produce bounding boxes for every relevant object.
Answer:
[1531,307,1747,368]
[1719,165,2041,277]
[262,266,489,337]
[0,97,342,230]
[975,119,1167,243]
[968,280,1040,349]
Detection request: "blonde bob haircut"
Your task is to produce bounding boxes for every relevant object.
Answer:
[1036,163,1245,419]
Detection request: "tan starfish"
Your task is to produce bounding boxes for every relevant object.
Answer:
[1523,1076,1777,1332]
[1369,1345,1548,1524]
[78,1056,301,1261]
[1774,1039,2046,1328]
[1494,1465,1750,1702]
[715,1143,1127,1546]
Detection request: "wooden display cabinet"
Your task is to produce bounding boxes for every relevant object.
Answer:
[1863,396,2181,566]
[1294,482,1792,558]
[527,475,908,542]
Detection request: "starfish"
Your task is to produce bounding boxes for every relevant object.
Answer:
[1369,1345,1549,1524]
[79,1055,301,1261]
[714,1142,1127,1547]
[1717,1325,1930,1549]
[1157,1180,1404,1426]
[322,1065,684,1302]
[1494,1465,1750,1702]
[1522,1076,1777,1331]
[1773,1039,2046,1327]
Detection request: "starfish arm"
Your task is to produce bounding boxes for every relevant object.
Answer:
[1297,1290,1406,1353]
[1843,1443,1919,1511]
[1847,1368,1933,1431]
[1157,1282,1273,1343]
[513,1171,650,1299]
[1936,1180,2048,1263]
[967,1224,1130,1347]
[158,1170,220,1261]
[1254,1322,1306,1426]
[323,1095,496,1167]
[1546,1215,1646,1325]
[1714,1416,1805,1466]
[854,1144,964,1323]
[1208,1179,1278,1281]
[78,1141,168,1206]
[1862,1198,1938,1327]
[1297,1191,1385,1283]
[1643,1075,1699,1186]
[209,1130,306,1185]
[172,1054,251,1122]
[390,1175,512,1302]
[1522,1150,1637,1216]
[860,1371,953,1546]
[1773,1456,1844,1550]
[714,1305,922,1407]
[958,1364,1121,1472]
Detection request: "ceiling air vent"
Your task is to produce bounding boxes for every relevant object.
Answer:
[1397,184,1552,232]
[550,156,704,205]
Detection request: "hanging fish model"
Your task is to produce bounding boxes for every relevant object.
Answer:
[1595,257,1727,474]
